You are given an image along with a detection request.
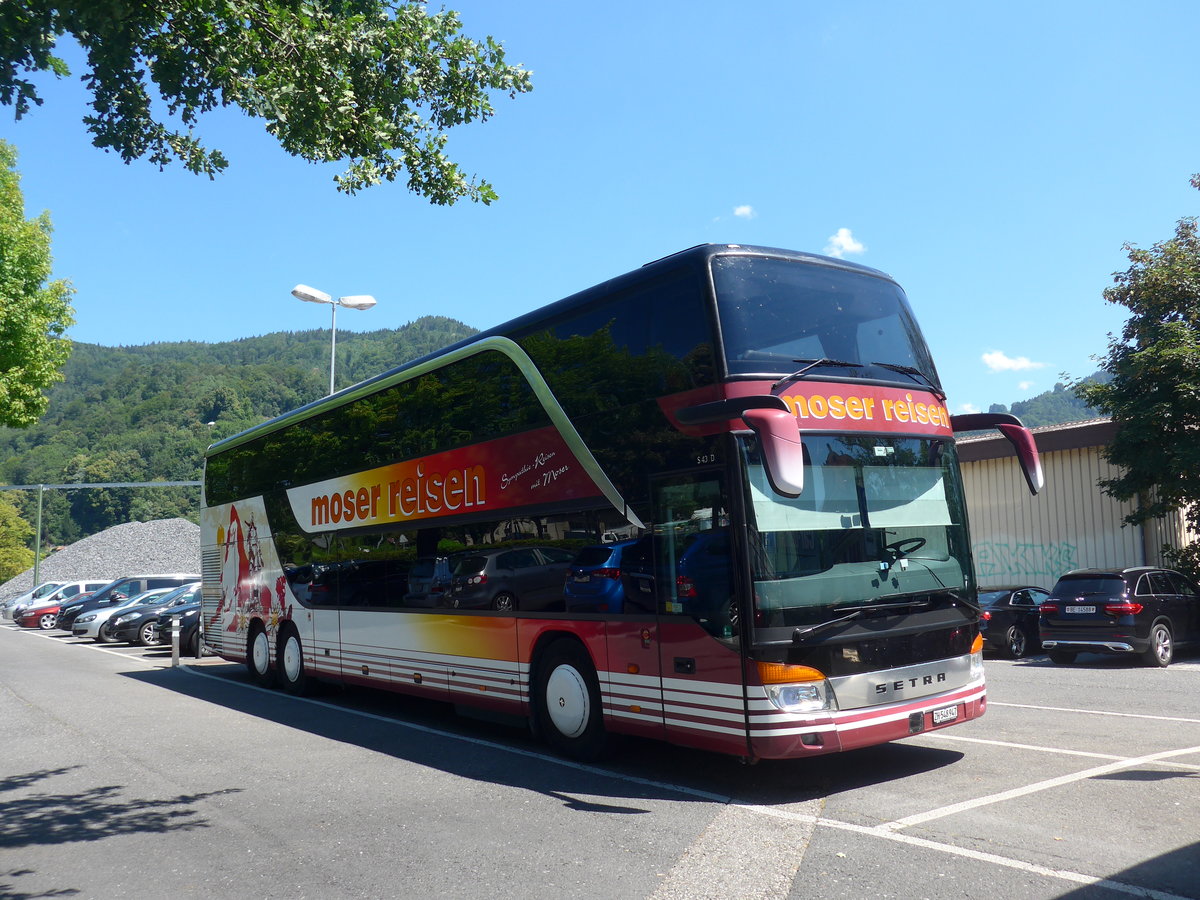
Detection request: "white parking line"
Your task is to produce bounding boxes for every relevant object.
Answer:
[919,732,1127,760]
[13,624,171,668]
[743,805,1195,900]
[919,732,1200,771]
[991,700,1200,725]
[884,744,1200,831]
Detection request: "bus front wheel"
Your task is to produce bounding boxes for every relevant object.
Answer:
[247,624,275,687]
[535,640,607,761]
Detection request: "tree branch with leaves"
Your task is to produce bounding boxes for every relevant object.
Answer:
[0,1,533,200]
[0,140,75,428]
[1076,174,1200,532]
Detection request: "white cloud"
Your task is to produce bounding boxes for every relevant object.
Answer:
[1018,380,1035,391]
[734,204,756,219]
[957,402,979,414]
[982,350,1047,372]
[824,227,865,258]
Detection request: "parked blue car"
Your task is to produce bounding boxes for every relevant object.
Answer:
[620,529,736,633]
[564,540,640,613]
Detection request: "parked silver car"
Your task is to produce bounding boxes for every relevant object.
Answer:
[1,582,63,620]
[71,588,176,641]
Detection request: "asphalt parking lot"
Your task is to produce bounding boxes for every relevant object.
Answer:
[4,622,1198,899]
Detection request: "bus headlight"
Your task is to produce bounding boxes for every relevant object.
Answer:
[757,661,837,713]
[970,633,984,680]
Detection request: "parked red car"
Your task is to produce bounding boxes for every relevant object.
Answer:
[14,591,96,630]
[15,597,71,629]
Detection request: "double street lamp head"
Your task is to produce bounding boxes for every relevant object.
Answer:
[291,284,377,311]
[291,283,331,305]
[291,284,378,395]
[337,294,378,311]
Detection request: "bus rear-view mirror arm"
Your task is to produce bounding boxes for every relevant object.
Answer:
[950,412,1044,495]
[676,396,804,498]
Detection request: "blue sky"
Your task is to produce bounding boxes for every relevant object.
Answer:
[5,1,1199,415]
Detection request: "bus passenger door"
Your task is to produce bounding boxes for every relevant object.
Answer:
[647,471,750,757]
[299,561,344,682]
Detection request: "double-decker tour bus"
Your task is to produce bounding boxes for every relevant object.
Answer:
[201,244,1042,762]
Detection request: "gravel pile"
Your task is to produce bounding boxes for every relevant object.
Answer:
[0,518,201,601]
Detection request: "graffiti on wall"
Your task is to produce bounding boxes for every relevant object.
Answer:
[974,541,1078,582]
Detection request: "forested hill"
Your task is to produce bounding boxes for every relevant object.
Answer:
[984,378,1105,428]
[0,316,476,545]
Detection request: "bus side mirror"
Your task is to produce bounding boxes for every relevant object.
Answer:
[950,413,1043,495]
[673,395,804,497]
[742,408,804,498]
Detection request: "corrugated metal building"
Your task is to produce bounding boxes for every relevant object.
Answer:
[958,418,1193,587]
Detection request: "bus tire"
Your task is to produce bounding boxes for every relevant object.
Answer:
[277,624,309,695]
[247,623,275,687]
[535,640,607,761]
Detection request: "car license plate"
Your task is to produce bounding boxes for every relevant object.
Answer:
[574,574,590,583]
[1066,605,1096,614]
[932,705,958,725]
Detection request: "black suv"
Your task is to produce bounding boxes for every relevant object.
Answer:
[1040,567,1200,667]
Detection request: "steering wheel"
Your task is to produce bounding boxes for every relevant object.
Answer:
[885,537,926,558]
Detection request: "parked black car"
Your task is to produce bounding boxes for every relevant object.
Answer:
[402,557,453,607]
[105,582,202,646]
[57,573,201,631]
[1040,567,1200,667]
[155,602,202,656]
[978,585,1049,658]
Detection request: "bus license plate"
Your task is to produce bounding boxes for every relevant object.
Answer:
[932,705,958,725]
[1066,605,1096,614]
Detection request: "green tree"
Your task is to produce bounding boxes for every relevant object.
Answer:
[1,2,532,200]
[1076,174,1200,530]
[0,140,74,427]
[0,492,35,579]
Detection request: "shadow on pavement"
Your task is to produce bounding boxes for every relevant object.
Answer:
[115,662,965,813]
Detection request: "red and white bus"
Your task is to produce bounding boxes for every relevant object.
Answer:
[201,244,1041,762]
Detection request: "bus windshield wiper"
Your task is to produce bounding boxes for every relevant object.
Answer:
[792,598,946,643]
[944,590,982,615]
[772,358,863,391]
[871,362,946,401]
[792,609,863,642]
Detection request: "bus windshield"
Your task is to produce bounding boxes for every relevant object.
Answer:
[712,254,939,387]
[741,433,970,628]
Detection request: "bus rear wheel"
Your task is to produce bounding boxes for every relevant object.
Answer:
[277,625,309,695]
[535,640,607,761]
[247,624,275,687]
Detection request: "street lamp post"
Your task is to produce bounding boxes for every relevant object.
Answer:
[291,284,378,395]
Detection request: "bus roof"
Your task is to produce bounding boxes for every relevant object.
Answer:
[206,244,896,458]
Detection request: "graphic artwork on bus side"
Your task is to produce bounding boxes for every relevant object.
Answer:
[209,500,293,640]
